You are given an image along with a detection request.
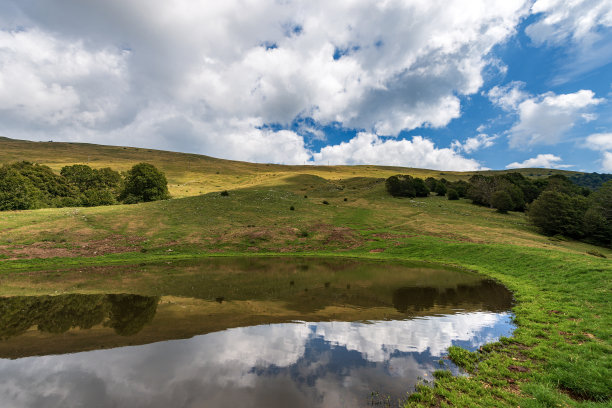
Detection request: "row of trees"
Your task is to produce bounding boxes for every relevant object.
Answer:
[386,172,611,246]
[385,175,468,199]
[0,161,170,211]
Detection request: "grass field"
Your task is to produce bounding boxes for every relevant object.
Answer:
[0,137,610,407]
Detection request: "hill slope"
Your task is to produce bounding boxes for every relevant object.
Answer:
[0,136,580,197]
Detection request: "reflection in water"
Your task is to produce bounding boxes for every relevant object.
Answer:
[0,258,515,407]
[0,294,159,339]
[0,313,513,408]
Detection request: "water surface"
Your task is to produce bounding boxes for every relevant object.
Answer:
[0,257,514,407]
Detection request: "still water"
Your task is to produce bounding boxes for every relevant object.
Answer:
[0,257,514,407]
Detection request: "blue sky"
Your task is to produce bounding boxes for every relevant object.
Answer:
[0,0,611,172]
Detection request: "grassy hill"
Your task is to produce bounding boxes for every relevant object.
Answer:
[0,136,610,407]
[0,136,579,198]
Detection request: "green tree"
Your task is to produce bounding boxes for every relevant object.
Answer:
[413,178,430,197]
[434,181,447,196]
[119,163,170,203]
[491,190,514,213]
[528,191,588,238]
[0,168,41,210]
[447,188,459,200]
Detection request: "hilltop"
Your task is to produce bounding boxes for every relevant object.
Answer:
[0,136,580,198]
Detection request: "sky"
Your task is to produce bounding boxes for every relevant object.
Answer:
[0,0,611,172]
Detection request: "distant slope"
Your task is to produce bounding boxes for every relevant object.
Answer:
[0,136,581,197]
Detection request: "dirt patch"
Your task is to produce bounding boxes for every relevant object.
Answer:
[0,234,144,259]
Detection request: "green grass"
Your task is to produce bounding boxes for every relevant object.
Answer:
[0,137,610,407]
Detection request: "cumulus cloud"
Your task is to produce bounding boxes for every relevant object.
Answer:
[585,133,612,150]
[526,0,612,45]
[487,81,528,111]
[0,0,530,164]
[506,153,572,169]
[585,133,612,172]
[451,134,498,154]
[506,90,603,148]
[525,0,612,83]
[312,133,485,170]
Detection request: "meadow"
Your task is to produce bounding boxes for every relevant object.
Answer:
[0,137,610,407]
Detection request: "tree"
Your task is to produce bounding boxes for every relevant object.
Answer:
[434,181,447,196]
[0,168,41,210]
[447,188,459,200]
[491,190,513,213]
[413,178,430,197]
[119,163,170,203]
[528,191,588,238]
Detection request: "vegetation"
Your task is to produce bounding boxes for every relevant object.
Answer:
[0,161,168,210]
[119,163,170,203]
[386,175,430,197]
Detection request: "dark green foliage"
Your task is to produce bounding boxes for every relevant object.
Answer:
[61,164,122,199]
[0,168,42,210]
[491,190,514,213]
[434,181,447,196]
[0,162,126,210]
[385,175,429,198]
[424,177,437,191]
[413,178,430,197]
[467,175,497,206]
[447,188,459,200]
[220,190,229,196]
[528,191,588,238]
[290,205,295,211]
[569,172,612,190]
[106,294,159,336]
[447,180,469,197]
[119,163,170,203]
[322,200,329,205]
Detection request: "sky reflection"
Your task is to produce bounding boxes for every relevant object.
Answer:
[0,312,513,408]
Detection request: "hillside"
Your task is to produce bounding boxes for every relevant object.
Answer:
[0,137,610,407]
[0,136,580,198]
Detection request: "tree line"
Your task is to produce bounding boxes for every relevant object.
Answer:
[0,161,170,211]
[386,172,612,247]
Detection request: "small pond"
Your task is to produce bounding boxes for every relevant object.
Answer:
[0,257,514,407]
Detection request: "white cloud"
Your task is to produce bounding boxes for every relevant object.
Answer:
[525,0,612,83]
[506,153,573,169]
[603,151,612,172]
[585,133,612,150]
[451,134,498,154]
[526,0,612,46]
[487,81,528,111]
[507,90,604,147]
[0,0,531,164]
[312,133,485,170]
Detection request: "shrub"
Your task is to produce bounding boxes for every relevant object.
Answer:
[413,178,430,197]
[220,190,229,196]
[447,188,459,200]
[290,205,295,211]
[119,163,170,203]
[491,190,514,213]
[322,200,329,205]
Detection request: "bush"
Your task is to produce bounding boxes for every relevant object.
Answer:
[447,189,459,200]
[385,175,430,198]
[413,178,430,197]
[290,205,295,211]
[491,190,514,213]
[119,163,170,203]
[220,190,229,196]
[322,200,329,205]
[0,168,42,210]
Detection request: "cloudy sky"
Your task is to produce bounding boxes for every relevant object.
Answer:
[1,0,611,171]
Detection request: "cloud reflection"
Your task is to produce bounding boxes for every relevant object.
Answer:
[0,312,512,408]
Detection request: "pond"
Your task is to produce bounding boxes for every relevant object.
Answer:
[0,257,514,407]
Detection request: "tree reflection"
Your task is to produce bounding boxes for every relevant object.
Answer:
[0,294,159,340]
